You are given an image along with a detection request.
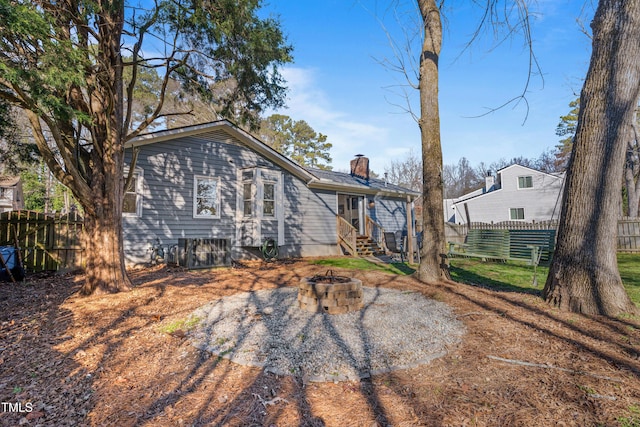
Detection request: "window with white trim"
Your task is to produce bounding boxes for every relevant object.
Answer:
[0,188,12,201]
[194,176,221,218]
[243,182,253,216]
[263,182,275,216]
[123,170,143,217]
[262,182,276,216]
[518,176,533,189]
[241,169,254,216]
[510,208,525,220]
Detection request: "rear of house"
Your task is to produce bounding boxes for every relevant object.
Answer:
[122,121,418,266]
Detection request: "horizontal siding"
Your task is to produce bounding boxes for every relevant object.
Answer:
[123,129,340,263]
[283,175,337,248]
[124,130,278,263]
[371,197,407,233]
[457,170,564,224]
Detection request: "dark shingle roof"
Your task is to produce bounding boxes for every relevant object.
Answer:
[0,176,20,187]
[306,167,419,196]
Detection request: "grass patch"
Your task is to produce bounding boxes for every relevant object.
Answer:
[618,405,640,427]
[449,258,546,294]
[310,257,415,275]
[450,253,640,305]
[311,253,640,306]
[160,316,201,334]
[618,254,640,305]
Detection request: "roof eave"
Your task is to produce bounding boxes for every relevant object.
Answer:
[125,120,317,184]
[308,179,419,199]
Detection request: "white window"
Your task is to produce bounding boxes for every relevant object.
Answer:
[243,182,253,216]
[0,188,11,200]
[242,169,254,216]
[194,176,221,218]
[518,176,533,189]
[263,182,275,216]
[123,169,143,217]
[510,208,525,220]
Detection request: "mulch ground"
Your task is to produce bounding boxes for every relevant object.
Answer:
[1,259,639,427]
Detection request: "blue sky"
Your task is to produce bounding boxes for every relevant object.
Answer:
[261,1,594,174]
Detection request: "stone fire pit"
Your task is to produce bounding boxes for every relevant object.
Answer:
[297,270,364,314]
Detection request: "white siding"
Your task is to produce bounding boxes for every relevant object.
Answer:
[452,165,564,224]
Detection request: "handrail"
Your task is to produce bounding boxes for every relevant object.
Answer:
[336,216,358,255]
[365,215,386,251]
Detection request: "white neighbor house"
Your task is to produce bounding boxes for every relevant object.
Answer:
[444,164,565,225]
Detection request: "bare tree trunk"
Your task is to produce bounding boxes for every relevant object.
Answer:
[417,0,448,283]
[544,0,640,316]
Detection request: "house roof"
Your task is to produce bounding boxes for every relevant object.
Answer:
[450,163,565,206]
[127,120,419,200]
[126,120,317,184]
[496,163,565,179]
[0,176,20,187]
[307,167,420,198]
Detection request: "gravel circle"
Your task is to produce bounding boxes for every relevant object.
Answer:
[189,286,466,382]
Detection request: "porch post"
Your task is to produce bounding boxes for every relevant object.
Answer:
[406,196,414,263]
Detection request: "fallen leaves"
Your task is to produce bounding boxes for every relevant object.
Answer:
[1,263,639,426]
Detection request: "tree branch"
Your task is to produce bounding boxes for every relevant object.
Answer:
[487,355,624,382]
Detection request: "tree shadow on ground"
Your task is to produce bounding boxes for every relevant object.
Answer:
[449,264,542,295]
[0,274,94,426]
[4,260,640,426]
[388,262,416,275]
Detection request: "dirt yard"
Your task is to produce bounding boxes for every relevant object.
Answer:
[1,259,639,426]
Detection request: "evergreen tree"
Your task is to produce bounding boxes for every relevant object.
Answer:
[259,114,333,170]
[0,0,292,295]
[0,100,38,174]
[554,98,580,170]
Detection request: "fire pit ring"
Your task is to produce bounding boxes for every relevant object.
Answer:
[298,270,364,314]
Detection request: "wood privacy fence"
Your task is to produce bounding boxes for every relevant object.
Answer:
[0,210,84,272]
[618,217,640,253]
[445,218,640,253]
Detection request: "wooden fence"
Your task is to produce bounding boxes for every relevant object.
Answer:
[618,217,640,253]
[445,218,640,253]
[0,210,84,272]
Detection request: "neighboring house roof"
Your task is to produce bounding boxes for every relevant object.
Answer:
[127,120,419,199]
[0,176,20,187]
[451,164,564,205]
[496,163,564,178]
[449,188,484,204]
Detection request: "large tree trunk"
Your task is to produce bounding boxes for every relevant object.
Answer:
[78,1,131,295]
[416,0,448,283]
[544,0,640,316]
[80,183,132,295]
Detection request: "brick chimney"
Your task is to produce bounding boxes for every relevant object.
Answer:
[350,154,370,180]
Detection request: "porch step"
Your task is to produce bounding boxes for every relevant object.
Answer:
[356,236,384,257]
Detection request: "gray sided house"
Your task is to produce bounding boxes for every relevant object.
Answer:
[445,164,565,225]
[123,120,418,266]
